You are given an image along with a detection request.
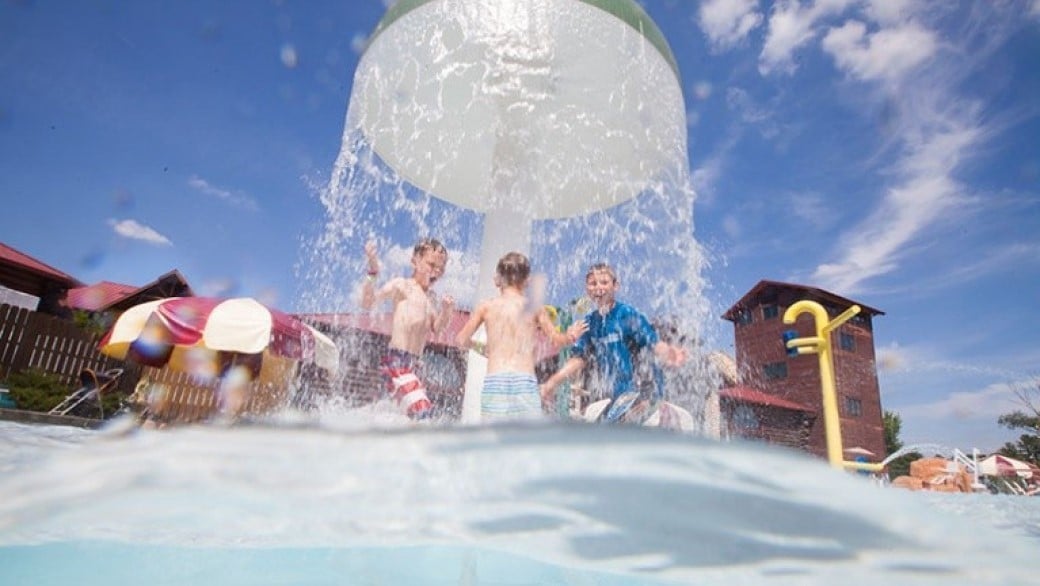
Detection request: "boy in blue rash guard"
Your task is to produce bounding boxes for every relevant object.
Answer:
[539,262,686,422]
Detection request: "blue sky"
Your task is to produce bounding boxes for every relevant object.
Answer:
[2,0,1038,452]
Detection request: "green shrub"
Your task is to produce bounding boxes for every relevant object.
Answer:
[4,368,67,412]
[3,368,124,418]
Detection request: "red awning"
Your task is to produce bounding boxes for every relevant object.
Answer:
[719,386,814,412]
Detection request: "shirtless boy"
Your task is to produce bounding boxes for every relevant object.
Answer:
[362,238,455,419]
[455,252,586,421]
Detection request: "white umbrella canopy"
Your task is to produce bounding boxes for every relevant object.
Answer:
[978,454,1035,479]
[100,297,339,385]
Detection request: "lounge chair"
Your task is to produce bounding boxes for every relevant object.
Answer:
[48,368,124,418]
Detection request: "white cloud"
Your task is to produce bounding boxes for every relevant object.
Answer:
[188,175,259,211]
[862,0,920,25]
[698,0,763,51]
[822,20,937,84]
[899,380,1024,422]
[787,192,835,229]
[1031,0,1040,19]
[108,218,172,246]
[812,108,981,293]
[759,0,854,75]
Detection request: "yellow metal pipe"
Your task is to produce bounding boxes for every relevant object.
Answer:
[843,460,884,473]
[783,300,862,469]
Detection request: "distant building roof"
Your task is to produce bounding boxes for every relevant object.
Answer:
[0,241,83,297]
[67,281,141,311]
[721,279,884,322]
[67,269,194,312]
[719,385,814,412]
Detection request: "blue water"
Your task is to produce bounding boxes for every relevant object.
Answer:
[1,418,1038,585]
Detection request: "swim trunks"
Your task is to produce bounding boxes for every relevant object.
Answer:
[380,348,433,419]
[481,372,541,421]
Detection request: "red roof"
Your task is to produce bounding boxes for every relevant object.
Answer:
[722,279,884,321]
[719,385,814,412]
[67,269,194,312]
[67,281,140,311]
[299,310,561,361]
[0,241,82,287]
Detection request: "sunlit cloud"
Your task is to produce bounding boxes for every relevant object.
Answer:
[787,192,835,230]
[188,175,259,211]
[808,4,1018,295]
[697,0,763,51]
[759,0,854,75]
[898,380,1026,422]
[822,20,937,85]
[691,127,741,207]
[812,127,977,293]
[889,241,1040,296]
[107,218,172,246]
[877,341,1026,380]
[862,0,923,26]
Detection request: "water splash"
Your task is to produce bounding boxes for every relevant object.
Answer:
[296,0,718,427]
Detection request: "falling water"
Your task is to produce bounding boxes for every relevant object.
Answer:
[297,0,717,427]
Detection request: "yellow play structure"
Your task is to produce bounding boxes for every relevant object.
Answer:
[783,300,884,473]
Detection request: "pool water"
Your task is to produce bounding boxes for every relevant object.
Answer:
[1,418,1037,585]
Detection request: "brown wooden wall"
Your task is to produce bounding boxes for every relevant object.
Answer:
[0,303,138,395]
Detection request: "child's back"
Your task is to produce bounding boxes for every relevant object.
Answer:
[480,289,541,375]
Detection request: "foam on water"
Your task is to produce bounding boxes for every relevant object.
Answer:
[1,419,1037,584]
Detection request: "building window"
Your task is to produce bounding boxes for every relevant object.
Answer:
[732,405,759,431]
[762,304,779,320]
[839,331,855,352]
[845,397,862,417]
[763,362,788,380]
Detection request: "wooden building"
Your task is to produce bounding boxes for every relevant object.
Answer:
[721,280,886,460]
[0,241,83,317]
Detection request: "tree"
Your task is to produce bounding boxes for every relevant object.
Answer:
[882,410,918,479]
[996,377,1040,465]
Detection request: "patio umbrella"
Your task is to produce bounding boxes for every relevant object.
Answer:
[978,454,1035,479]
[99,297,338,385]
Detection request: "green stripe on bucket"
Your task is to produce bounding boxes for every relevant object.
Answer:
[366,0,679,78]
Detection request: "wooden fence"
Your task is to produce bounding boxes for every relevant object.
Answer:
[0,303,470,423]
[0,303,289,422]
[0,303,139,395]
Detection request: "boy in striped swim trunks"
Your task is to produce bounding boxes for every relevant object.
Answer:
[455,252,587,421]
[362,238,455,420]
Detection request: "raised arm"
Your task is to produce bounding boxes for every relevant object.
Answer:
[539,356,586,411]
[360,240,381,310]
[454,302,486,349]
[535,307,587,348]
[433,294,456,334]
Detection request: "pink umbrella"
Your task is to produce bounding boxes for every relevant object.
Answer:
[978,454,1035,479]
[99,297,338,385]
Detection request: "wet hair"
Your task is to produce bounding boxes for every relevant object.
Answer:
[413,238,447,258]
[585,262,618,283]
[496,252,530,287]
